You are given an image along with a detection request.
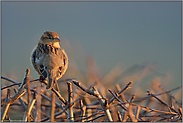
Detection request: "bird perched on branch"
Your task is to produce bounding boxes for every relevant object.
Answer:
[31,31,68,91]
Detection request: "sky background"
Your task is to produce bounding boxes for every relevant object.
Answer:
[1,1,182,90]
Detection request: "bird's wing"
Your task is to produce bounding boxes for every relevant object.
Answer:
[31,45,48,78]
[56,48,69,79]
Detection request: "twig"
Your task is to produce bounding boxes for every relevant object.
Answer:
[74,108,107,122]
[26,73,31,122]
[178,108,182,116]
[129,102,178,115]
[92,87,113,122]
[50,91,55,122]
[38,79,67,106]
[1,75,67,119]
[1,68,29,122]
[115,84,126,102]
[73,80,113,121]
[108,89,128,111]
[1,83,20,90]
[51,87,67,105]
[159,85,181,107]
[108,89,137,121]
[23,92,36,122]
[72,80,95,95]
[122,111,128,122]
[85,114,105,122]
[135,105,141,120]
[108,81,132,105]
[11,69,29,103]
[128,100,137,122]
[141,93,152,115]
[67,82,74,121]
[147,91,178,113]
[1,77,39,90]
[1,89,11,122]
[41,96,80,122]
[1,76,20,84]
[85,108,92,121]
[117,111,122,122]
[36,86,41,122]
[133,86,182,103]
[79,99,86,122]
[88,81,98,90]
[14,88,27,110]
[31,89,68,116]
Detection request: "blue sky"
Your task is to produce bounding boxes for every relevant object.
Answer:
[1,1,182,89]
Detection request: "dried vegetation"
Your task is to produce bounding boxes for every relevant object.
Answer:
[1,66,181,122]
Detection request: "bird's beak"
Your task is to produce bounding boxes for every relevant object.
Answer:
[53,38,60,42]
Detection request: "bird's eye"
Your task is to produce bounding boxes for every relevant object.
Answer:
[48,36,52,39]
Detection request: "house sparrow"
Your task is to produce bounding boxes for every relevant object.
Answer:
[31,31,68,91]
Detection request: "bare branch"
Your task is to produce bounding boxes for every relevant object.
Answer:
[147,91,178,113]
[23,92,36,122]
[1,89,11,122]
[108,89,128,111]
[92,87,113,122]
[108,81,132,105]
[26,72,31,122]
[50,91,55,122]
[117,111,122,122]
[67,82,74,122]
[85,114,105,122]
[135,105,141,120]
[51,87,67,105]
[79,99,86,122]
[1,68,29,122]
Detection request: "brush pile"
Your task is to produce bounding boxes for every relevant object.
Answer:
[1,67,182,122]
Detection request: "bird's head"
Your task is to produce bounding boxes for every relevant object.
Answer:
[39,31,61,48]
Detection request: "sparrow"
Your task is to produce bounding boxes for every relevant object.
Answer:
[31,31,68,91]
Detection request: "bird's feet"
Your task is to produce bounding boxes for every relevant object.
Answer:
[39,76,46,87]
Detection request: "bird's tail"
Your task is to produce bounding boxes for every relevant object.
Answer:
[46,77,55,90]
[46,70,60,91]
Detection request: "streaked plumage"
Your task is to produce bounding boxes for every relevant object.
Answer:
[31,31,68,90]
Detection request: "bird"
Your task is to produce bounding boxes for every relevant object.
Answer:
[31,31,68,91]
